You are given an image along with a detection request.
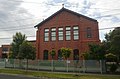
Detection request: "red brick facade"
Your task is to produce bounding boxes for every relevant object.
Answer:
[35,8,100,60]
[0,40,36,58]
[1,45,11,58]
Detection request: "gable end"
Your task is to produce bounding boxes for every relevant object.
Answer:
[34,8,97,28]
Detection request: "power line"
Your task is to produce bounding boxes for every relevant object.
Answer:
[99,26,119,30]
[0,26,119,39]
[0,35,36,39]
[0,1,119,25]
[0,17,41,24]
[95,13,120,18]
[0,12,120,30]
[0,23,35,30]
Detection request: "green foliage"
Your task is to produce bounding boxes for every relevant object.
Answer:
[105,53,116,58]
[110,64,118,73]
[105,53,117,62]
[19,41,36,60]
[49,49,56,59]
[104,27,120,61]
[60,47,72,60]
[82,52,91,60]
[84,43,106,60]
[10,32,26,59]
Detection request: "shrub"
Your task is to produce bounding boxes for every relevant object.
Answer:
[110,64,118,73]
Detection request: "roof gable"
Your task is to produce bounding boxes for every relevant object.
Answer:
[34,8,97,28]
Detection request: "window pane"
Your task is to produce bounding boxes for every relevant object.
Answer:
[73,26,79,40]
[51,28,56,31]
[51,37,56,41]
[74,35,79,40]
[73,31,78,35]
[87,27,92,38]
[59,37,63,40]
[59,32,63,36]
[2,47,8,51]
[73,26,78,30]
[44,28,49,41]
[51,32,56,36]
[66,27,71,30]
[51,28,56,41]
[45,37,49,41]
[66,31,70,35]
[45,33,49,36]
[58,27,63,41]
[66,36,71,40]
[45,29,49,32]
[65,27,71,40]
[58,28,63,30]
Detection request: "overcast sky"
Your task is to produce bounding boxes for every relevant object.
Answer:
[0,0,120,46]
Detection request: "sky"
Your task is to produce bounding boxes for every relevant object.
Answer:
[0,0,120,46]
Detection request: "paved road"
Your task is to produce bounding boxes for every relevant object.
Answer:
[0,74,39,79]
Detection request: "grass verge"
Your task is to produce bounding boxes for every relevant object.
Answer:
[0,68,120,79]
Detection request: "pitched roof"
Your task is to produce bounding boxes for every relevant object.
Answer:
[34,8,97,28]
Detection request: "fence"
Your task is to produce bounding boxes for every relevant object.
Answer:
[0,59,5,68]
[0,59,108,73]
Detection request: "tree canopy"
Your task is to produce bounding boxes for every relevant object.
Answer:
[49,49,56,59]
[10,32,26,59]
[60,47,72,60]
[19,41,36,60]
[82,43,105,60]
[104,27,120,61]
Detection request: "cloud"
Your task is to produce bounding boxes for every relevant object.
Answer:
[0,0,120,46]
[0,0,36,46]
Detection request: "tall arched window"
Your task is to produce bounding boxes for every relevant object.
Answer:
[43,50,48,60]
[58,50,63,60]
[73,49,79,60]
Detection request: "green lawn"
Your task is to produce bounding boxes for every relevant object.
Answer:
[0,68,120,79]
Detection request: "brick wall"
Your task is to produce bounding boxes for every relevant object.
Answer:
[36,9,100,60]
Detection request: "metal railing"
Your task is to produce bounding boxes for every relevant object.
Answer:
[0,59,109,73]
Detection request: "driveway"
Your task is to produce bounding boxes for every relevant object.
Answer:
[0,74,39,79]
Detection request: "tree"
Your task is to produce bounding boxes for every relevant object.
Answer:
[19,41,36,69]
[84,43,106,60]
[104,27,120,61]
[60,47,72,60]
[60,47,72,72]
[105,53,117,62]
[49,49,56,60]
[49,49,56,71]
[10,32,26,59]
[103,27,120,73]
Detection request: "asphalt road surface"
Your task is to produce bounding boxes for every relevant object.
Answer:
[0,74,39,79]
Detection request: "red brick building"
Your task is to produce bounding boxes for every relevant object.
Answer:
[34,8,100,60]
[1,45,11,58]
[0,40,36,58]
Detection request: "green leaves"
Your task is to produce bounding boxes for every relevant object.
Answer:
[49,49,56,59]
[10,32,27,59]
[104,27,120,61]
[19,41,36,60]
[60,47,72,60]
[82,43,106,60]
[10,32,36,60]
